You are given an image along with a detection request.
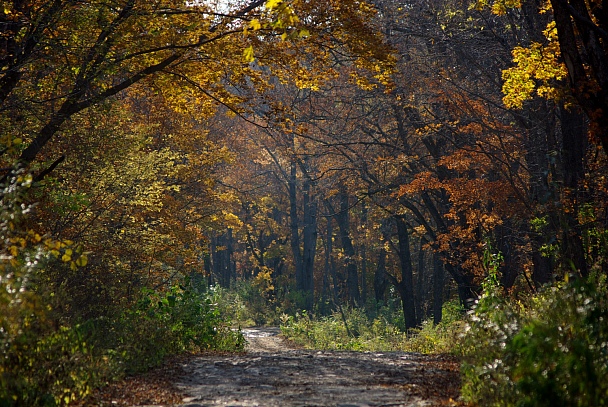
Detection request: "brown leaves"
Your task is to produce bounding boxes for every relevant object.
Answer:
[78,356,187,406]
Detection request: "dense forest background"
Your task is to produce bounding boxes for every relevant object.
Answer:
[2,0,608,405]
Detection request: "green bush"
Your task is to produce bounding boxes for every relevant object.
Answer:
[0,290,119,406]
[1,169,245,405]
[461,274,608,407]
[110,281,245,375]
[210,281,281,327]
[280,304,464,353]
[0,174,105,406]
[0,280,245,406]
[406,300,465,354]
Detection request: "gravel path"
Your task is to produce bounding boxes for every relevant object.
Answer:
[173,327,461,407]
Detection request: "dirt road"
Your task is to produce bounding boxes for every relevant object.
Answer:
[174,327,461,407]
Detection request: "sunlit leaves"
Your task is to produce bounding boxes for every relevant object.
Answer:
[502,22,567,109]
[266,0,283,10]
[243,45,255,63]
[471,0,522,14]
[249,19,262,30]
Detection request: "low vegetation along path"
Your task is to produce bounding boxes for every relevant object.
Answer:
[166,327,461,407]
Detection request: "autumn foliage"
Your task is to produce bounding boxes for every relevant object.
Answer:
[2,0,608,404]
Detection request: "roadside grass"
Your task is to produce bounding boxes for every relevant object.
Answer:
[280,301,465,354]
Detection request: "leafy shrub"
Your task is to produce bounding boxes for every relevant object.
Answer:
[0,323,119,406]
[406,300,465,354]
[1,155,244,406]
[210,281,281,327]
[109,281,245,375]
[0,173,104,406]
[461,274,608,407]
[0,278,245,406]
[280,304,464,353]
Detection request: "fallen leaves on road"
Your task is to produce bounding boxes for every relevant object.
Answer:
[76,356,187,406]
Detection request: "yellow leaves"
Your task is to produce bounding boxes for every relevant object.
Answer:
[253,268,275,298]
[75,255,88,267]
[249,19,262,31]
[43,239,88,269]
[490,0,521,16]
[502,22,567,109]
[298,28,310,38]
[471,3,565,108]
[265,0,283,10]
[243,45,255,63]
[471,0,521,14]
[3,231,89,271]
[224,212,242,225]
[9,246,19,257]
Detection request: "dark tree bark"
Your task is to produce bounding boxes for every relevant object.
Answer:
[301,176,318,311]
[360,204,368,305]
[374,245,388,305]
[523,117,557,286]
[289,160,304,293]
[335,186,359,306]
[550,0,608,153]
[415,238,426,325]
[432,252,444,325]
[394,217,417,330]
[321,215,333,315]
[288,159,317,311]
[559,105,589,277]
[210,230,234,288]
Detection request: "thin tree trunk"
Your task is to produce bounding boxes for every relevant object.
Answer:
[395,217,417,329]
[288,160,304,294]
[321,215,333,315]
[374,246,388,305]
[560,105,589,278]
[415,238,425,325]
[335,187,359,306]
[360,204,368,305]
[301,178,317,311]
[433,252,444,325]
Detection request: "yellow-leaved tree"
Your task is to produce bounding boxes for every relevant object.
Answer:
[1,0,394,404]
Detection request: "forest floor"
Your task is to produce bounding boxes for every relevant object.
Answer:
[87,327,463,407]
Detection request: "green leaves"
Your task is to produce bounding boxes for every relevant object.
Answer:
[462,276,608,406]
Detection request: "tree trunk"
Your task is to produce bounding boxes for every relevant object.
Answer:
[415,238,425,325]
[524,116,557,287]
[321,215,333,315]
[560,105,589,278]
[550,0,608,153]
[374,245,388,305]
[301,177,317,311]
[433,252,444,325]
[335,187,359,306]
[395,217,417,330]
[288,160,304,294]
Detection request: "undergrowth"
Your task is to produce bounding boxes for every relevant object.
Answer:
[0,174,245,406]
[461,273,608,407]
[0,278,244,406]
[280,301,464,354]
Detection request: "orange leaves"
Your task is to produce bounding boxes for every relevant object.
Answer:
[397,172,442,196]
